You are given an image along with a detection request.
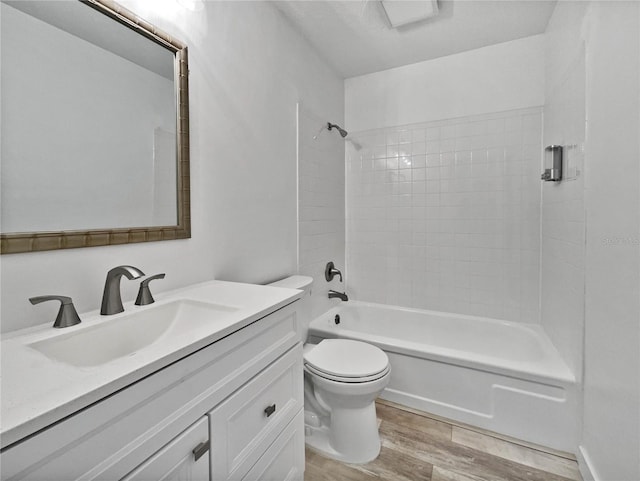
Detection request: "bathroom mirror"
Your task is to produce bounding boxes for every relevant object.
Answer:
[0,0,190,254]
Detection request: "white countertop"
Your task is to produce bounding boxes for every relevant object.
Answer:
[1,280,301,448]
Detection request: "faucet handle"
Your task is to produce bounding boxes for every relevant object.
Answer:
[29,295,82,328]
[135,273,166,306]
[325,261,343,282]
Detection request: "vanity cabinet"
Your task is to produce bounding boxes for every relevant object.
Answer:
[0,301,304,481]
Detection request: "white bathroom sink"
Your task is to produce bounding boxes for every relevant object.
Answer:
[2,279,303,447]
[28,299,239,367]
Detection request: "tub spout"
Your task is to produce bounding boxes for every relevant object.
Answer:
[328,290,348,301]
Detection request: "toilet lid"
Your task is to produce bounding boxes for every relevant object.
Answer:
[304,339,389,379]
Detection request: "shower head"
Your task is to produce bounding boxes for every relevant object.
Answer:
[327,122,348,138]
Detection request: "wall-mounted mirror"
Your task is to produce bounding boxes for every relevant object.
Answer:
[0,0,190,254]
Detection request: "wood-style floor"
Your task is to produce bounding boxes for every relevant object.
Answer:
[304,401,582,481]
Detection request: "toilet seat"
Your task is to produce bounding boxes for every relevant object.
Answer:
[305,363,390,383]
[304,339,390,383]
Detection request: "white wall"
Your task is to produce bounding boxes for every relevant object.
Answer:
[345,35,545,132]
[542,2,640,479]
[0,0,343,333]
[541,0,588,381]
[580,2,640,480]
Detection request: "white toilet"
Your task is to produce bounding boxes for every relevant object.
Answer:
[268,276,391,464]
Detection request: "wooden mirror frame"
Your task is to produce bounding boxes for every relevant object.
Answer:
[1,0,190,254]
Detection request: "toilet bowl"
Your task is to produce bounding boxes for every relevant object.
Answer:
[268,275,391,464]
[303,339,390,463]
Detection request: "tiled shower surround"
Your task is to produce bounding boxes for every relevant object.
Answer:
[298,105,346,318]
[346,107,543,323]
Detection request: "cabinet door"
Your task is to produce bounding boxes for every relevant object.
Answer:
[122,417,209,481]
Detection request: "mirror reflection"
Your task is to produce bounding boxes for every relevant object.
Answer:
[1,0,183,237]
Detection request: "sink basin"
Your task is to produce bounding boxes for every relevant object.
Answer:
[28,300,239,367]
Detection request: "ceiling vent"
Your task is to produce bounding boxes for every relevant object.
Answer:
[380,0,439,28]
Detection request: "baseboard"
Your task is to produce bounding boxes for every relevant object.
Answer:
[577,445,599,481]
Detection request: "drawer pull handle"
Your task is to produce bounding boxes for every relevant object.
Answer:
[264,404,276,417]
[192,440,210,461]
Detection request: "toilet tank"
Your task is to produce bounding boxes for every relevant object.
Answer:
[268,276,314,342]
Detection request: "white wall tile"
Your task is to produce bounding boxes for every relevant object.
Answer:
[346,107,542,323]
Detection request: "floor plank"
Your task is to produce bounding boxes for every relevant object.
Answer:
[305,447,379,481]
[380,419,576,481]
[306,440,433,481]
[351,443,433,481]
[375,402,452,443]
[431,466,485,481]
[451,426,581,480]
[304,402,582,481]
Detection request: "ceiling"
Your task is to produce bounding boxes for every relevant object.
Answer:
[273,0,557,78]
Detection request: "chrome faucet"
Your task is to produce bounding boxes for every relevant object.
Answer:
[101,265,145,315]
[328,290,348,302]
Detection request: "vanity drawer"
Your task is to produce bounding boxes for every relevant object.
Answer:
[209,344,303,481]
[1,302,300,481]
[121,417,209,481]
[242,411,304,481]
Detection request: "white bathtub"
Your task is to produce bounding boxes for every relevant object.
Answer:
[308,301,579,452]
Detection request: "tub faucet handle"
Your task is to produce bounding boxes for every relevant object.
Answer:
[325,261,343,282]
[29,295,82,328]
